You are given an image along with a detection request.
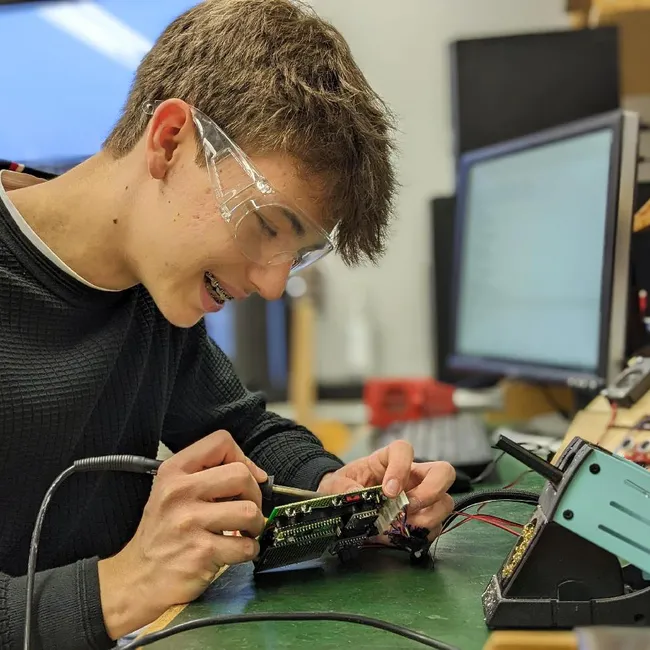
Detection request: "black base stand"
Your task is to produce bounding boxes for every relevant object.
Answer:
[484,574,650,629]
[483,520,650,629]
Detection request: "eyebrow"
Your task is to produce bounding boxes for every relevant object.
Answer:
[280,208,306,237]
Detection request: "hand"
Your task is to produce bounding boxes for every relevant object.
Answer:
[98,430,267,640]
[318,440,455,542]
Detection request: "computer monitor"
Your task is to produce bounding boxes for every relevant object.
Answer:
[448,110,639,390]
[449,27,620,163]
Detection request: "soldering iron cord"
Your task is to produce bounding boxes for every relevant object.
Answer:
[23,455,161,650]
[447,488,539,527]
[118,612,462,650]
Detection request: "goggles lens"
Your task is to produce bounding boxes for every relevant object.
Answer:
[230,199,333,272]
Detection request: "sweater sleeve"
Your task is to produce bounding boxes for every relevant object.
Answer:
[2,557,113,650]
[162,322,344,490]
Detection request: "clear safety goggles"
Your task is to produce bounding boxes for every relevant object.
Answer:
[143,101,334,274]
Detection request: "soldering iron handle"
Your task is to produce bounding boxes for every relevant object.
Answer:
[260,475,275,517]
[495,435,564,485]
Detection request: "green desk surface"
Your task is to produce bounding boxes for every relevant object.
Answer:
[145,459,543,650]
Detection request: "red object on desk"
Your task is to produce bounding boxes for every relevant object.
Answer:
[363,378,456,428]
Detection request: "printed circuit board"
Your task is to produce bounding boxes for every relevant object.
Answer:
[254,485,408,573]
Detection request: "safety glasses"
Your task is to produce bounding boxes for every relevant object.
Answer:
[143,101,334,273]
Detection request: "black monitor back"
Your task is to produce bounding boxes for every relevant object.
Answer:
[450,27,620,161]
[430,196,499,388]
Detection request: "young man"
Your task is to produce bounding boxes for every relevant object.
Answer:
[0,1,455,648]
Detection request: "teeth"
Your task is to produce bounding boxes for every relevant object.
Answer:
[204,272,233,304]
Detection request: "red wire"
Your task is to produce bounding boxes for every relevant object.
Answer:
[457,512,523,530]
[475,516,520,536]
[487,515,523,529]
[442,511,521,536]
[443,515,518,536]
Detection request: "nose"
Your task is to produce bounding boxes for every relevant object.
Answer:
[248,262,292,301]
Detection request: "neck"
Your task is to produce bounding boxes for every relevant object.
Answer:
[6,152,139,290]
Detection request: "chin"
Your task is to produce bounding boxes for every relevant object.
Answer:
[168,313,203,328]
[154,298,203,329]
[167,309,203,329]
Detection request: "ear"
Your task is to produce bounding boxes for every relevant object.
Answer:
[145,99,195,181]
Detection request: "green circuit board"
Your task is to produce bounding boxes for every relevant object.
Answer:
[254,485,408,573]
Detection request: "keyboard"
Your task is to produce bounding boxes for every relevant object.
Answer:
[372,413,493,477]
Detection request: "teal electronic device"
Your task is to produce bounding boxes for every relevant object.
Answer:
[483,435,650,629]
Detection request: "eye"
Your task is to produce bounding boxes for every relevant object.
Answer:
[255,212,277,238]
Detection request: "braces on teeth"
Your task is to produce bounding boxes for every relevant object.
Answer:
[205,272,232,303]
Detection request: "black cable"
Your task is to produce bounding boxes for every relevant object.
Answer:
[469,451,505,485]
[119,612,462,650]
[441,489,539,544]
[471,443,556,487]
[24,455,161,650]
[449,489,539,525]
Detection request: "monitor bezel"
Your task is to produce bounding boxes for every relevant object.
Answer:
[447,110,638,388]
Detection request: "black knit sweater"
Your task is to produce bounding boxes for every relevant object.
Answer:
[0,182,343,649]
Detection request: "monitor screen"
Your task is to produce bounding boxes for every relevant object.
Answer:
[455,128,614,374]
[449,110,641,387]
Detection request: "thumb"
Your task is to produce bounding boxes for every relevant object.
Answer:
[245,458,268,484]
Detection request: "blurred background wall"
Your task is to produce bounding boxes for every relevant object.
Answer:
[307,0,569,382]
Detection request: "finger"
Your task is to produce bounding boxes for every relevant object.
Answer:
[191,500,265,538]
[163,429,267,481]
[319,473,363,495]
[405,494,454,538]
[406,462,456,514]
[191,462,263,509]
[426,523,443,543]
[211,534,260,566]
[369,440,414,498]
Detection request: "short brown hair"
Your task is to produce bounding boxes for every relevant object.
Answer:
[103,0,396,265]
